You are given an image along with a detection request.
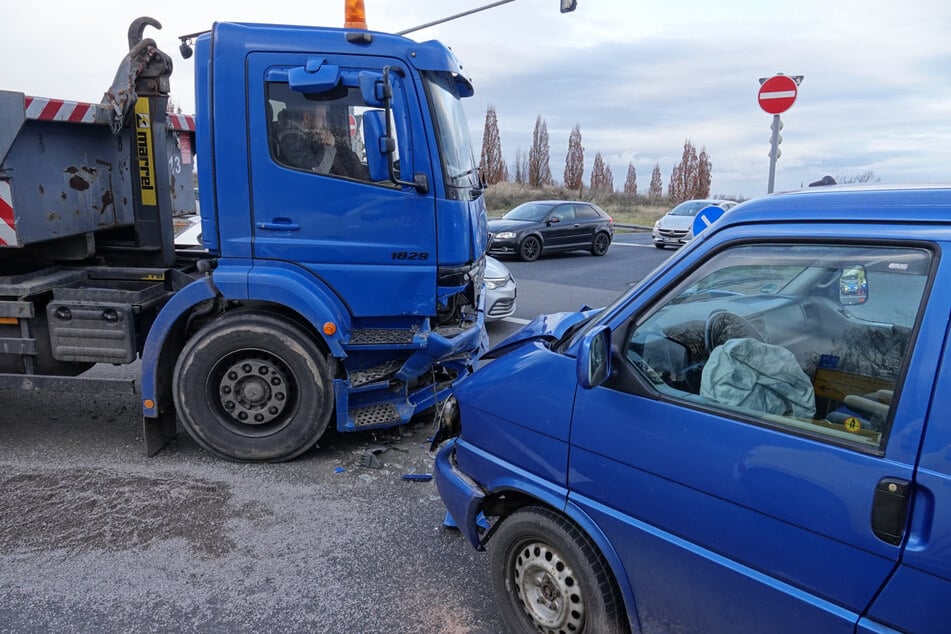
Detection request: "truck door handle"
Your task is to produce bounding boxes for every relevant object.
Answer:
[871,477,911,545]
[257,218,300,232]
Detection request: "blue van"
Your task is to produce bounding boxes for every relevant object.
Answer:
[435,186,951,633]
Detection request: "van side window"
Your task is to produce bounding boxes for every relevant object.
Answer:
[265,82,391,184]
[621,244,932,450]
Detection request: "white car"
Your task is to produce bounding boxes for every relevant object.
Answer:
[652,199,738,249]
[175,215,204,248]
[484,256,516,321]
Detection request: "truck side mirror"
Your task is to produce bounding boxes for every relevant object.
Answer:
[577,325,611,389]
[363,109,390,182]
[358,71,385,107]
[372,66,427,193]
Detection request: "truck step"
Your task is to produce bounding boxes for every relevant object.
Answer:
[352,403,403,427]
[348,328,417,346]
[349,358,404,388]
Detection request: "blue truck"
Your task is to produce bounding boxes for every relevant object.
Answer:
[435,185,951,632]
[0,14,487,461]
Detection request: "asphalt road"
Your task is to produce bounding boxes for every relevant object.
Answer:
[0,232,673,633]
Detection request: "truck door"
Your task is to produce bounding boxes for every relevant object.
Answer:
[858,317,951,632]
[247,53,436,318]
[568,237,946,633]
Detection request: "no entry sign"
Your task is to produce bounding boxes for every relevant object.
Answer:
[758,75,798,115]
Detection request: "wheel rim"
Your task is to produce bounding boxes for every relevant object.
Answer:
[511,539,585,632]
[522,238,540,260]
[210,350,296,434]
[594,234,609,254]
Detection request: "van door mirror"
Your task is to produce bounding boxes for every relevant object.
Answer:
[578,325,612,389]
[287,58,341,93]
[839,267,868,305]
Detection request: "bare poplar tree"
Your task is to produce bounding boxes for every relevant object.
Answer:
[590,153,607,192]
[696,148,712,199]
[668,140,697,202]
[648,163,663,202]
[604,164,615,193]
[668,139,712,201]
[513,149,528,185]
[563,124,584,191]
[479,105,507,185]
[623,163,638,196]
[527,115,553,188]
[668,164,683,200]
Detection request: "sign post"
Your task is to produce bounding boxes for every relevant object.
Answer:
[758,74,802,193]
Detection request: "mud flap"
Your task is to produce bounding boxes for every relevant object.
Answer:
[143,407,176,456]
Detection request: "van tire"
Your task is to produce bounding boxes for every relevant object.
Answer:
[489,506,629,634]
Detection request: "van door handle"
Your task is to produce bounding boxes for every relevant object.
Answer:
[871,477,911,545]
[257,218,301,232]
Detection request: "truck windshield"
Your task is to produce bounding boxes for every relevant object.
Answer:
[423,71,478,188]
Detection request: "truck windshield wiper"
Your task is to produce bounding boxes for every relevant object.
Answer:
[449,167,478,182]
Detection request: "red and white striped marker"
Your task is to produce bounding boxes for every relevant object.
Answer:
[0,181,19,246]
[24,97,97,123]
[24,96,196,131]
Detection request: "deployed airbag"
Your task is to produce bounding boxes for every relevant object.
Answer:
[701,338,816,418]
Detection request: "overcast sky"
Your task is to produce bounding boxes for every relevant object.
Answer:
[3,0,950,198]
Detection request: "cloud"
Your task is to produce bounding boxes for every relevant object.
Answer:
[2,0,949,198]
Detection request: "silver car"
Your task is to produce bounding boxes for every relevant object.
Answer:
[652,199,738,249]
[484,256,517,321]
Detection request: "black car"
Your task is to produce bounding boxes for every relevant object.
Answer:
[487,201,614,261]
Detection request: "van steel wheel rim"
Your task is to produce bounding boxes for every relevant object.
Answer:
[512,541,585,631]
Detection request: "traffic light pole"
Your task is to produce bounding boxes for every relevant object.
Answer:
[767,114,782,194]
[397,0,576,35]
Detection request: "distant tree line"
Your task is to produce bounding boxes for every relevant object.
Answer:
[477,105,713,203]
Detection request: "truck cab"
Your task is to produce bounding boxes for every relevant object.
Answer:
[140,22,488,460]
[436,185,951,633]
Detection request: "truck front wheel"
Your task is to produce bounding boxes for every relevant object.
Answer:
[173,312,334,462]
[489,506,629,634]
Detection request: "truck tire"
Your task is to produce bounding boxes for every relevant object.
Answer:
[489,506,629,634]
[173,312,334,462]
